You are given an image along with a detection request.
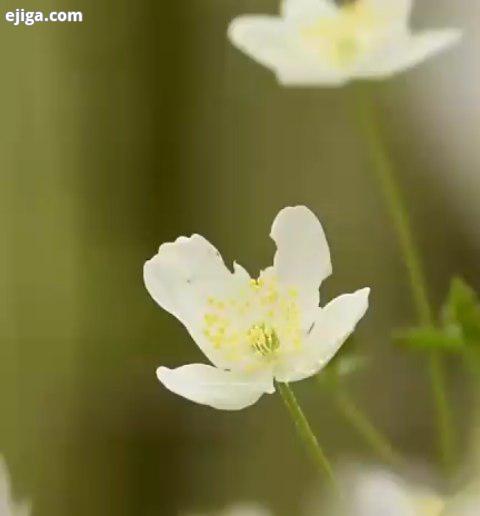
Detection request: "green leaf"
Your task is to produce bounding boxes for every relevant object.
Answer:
[396,326,465,352]
[442,277,480,346]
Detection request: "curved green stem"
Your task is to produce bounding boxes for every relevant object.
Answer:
[276,382,339,491]
[352,84,455,473]
[335,385,403,468]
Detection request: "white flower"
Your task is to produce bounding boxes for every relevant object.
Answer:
[339,469,480,516]
[315,466,445,516]
[345,469,444,516]
[0,458,30,516]
[144,206,370,410]
[228,0,461,86]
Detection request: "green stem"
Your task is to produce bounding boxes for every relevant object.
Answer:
[429,351,455,471]
[276,382,338,491]
[334,383,403,468]
[353,84,455,473]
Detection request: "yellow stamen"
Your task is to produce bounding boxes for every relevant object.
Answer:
[202,276,303,366]
[300,0,384,68]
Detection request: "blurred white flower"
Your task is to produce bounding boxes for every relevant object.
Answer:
[0,458,30,516]
[144,206,369,410]
[186,502,271,516]
[344,468,444,516]
[309,465,445,516]
[228,0,461,86]
[328,467,480,515]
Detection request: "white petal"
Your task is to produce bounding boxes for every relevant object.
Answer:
[276,65,349,87]
[274,288,370,382]
[349,469,418,516]
[157,364,274,411]
[144,234,248,368]
[228,16,293,71]
[233,261,251,281]
[281,0,337,23]
[0,459,29,516]
[228,15,348,86]
[360,30,462,78]
[364,0,412,24]
[270,206,331,310]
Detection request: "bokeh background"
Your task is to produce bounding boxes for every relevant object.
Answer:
[0,0,478,514]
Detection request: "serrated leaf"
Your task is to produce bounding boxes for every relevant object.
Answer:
[442,277,480,346]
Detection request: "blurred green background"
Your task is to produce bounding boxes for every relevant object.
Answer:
[0,0,478,514]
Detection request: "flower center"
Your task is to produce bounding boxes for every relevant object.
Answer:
[300,0,381,68]
[247,323,280,356]
[335,37,359,65]
[202,275,302,366]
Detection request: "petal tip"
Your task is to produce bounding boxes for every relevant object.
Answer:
[446,28,463,45]
[156,366,170,383]
[431,28,463,52]
[270,205,332,290]
[227,16,252,46]
[270,205,318,234]
[359,287,371,298]
[354,287,371,314]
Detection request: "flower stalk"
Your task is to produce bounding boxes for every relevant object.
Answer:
[276,382,339,491]
[353,84,455,473]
